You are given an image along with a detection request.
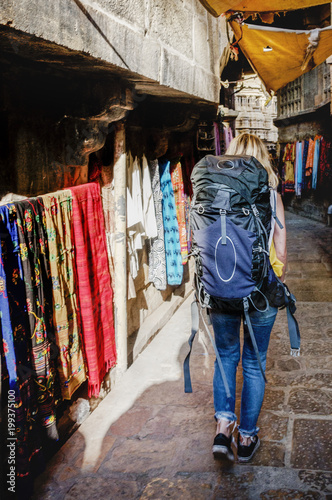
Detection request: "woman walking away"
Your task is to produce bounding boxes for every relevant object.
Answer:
[211,133,286,463]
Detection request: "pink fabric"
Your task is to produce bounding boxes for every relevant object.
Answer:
[214,122,221,156]
[69,183,116,397]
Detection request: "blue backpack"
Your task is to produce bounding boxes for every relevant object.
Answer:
[183,155,300,395]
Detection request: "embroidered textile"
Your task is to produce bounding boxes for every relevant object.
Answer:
[0,204,43,487]
[283,142,295,192]
[69,183,116,398]
[302,139,309,191]
[147,159,167,291]
[318,138,332,188]
[42,190,86,400]
[159,159,183,286]
[15,198,59,439]
[171,161,188,264]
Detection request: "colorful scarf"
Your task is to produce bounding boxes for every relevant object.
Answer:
[301,139,309,192]
[41,190,86,400]
[69,183,116,397]
[159,159,183,286]
[305,138,315,190]
[283,142,295,192]
[15,198,59,440]
[148,159,167,291]
[318,138,332,188]
[0,203,43,495]
[171,161,188,265]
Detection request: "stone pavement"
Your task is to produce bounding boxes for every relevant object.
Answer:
[33,212,332,500]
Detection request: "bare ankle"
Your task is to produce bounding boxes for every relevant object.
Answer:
[216,418,235,437]
[239,434,253,446]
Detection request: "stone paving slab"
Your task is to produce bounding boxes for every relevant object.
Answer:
[32,213,332,499]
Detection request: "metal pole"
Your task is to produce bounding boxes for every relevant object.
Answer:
[113,121,127,375]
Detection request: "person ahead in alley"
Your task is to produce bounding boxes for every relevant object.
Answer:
[208,133,287,462]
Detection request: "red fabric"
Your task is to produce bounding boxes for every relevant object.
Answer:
[69,183,116,397]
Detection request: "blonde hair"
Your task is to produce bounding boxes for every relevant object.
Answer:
[225,133,279,189]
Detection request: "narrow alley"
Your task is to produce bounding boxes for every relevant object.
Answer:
[33,211,332,499]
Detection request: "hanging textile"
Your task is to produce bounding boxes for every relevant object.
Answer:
[102,181,116,279]
[283,142,295,193]
[127,155,145,282]
[15,198,59,439]
[198,0,327,18]
[214,122,221,156]
[0,203,43,492]
[312,135,322,190]
[302,139,309,192]
[147,159,167,291]
[230,22,332,94]
[69,183,116,398]
[295,141,302,197]
[41,190,86,400]
[159,159,183,286]
[171,161,188,265]
[142,156,158,240]
[0,225,17,391]
[298,141,303,196]
[305,138,315,190]
[224,125,234,151]
[318,138,332,188]
[182,155,194,255]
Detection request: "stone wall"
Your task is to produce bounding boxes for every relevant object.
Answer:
[0,0,225,103]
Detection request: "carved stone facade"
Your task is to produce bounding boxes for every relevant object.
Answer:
[233,75,278,149]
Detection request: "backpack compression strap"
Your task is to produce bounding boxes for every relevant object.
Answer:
[183,300,231,399]
[281,280,301,356]
[183,301,200,393]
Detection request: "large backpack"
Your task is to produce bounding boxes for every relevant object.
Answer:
[183,154,301,394]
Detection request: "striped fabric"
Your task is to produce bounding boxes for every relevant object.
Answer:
[69,183,116,397]
[42,190,86,400]
[171,161,188,265]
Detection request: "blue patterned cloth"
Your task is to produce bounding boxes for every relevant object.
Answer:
[302,140,309,192]
[159,159,183,286]
[0,203,43,493]
[0,205,19,391]
[312,137,321,190]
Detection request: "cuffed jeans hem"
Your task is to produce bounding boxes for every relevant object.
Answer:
[238,425,260,437]
[215,411,237,423]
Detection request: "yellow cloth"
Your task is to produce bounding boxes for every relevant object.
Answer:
[199,0,327,17]
[270,240,284,278]
[42,190,87,399]
[230,22,332,93]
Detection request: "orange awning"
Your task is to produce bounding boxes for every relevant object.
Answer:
[199,0,329,17]
[230,22,332,93]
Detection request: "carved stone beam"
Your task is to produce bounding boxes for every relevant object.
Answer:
[59,86,134,171]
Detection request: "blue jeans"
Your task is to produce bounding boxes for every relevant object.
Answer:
[210,305,278,437]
